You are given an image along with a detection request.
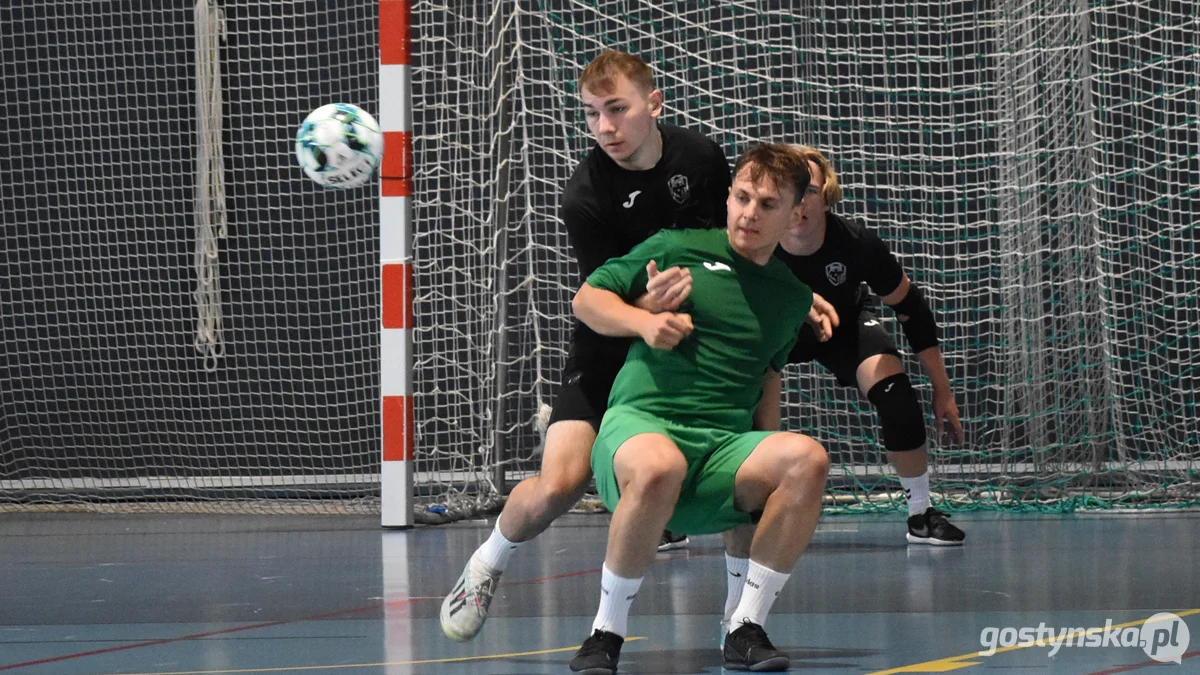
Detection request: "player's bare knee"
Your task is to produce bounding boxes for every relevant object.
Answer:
[804,442,831,485]
[617,451,685,499]
[779,436,829,494]
[633,457,686,494]
[537,457,591,505]
[537,421,596,508]
[538,474,588,512]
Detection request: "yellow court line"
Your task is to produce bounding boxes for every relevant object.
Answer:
[866,609,1200,674]
[99,637,646,675]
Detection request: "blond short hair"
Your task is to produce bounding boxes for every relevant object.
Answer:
[790,145,842,207]
[579,50,655,96]
[733,143,813,204]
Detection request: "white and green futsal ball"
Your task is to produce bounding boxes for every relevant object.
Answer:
[295,103,383,188]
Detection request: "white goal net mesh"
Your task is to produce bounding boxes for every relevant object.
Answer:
[409,0,1198,519]
[1,1,379,512]
[2,1,1196,517]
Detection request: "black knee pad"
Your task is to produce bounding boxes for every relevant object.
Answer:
[865,373,927,452]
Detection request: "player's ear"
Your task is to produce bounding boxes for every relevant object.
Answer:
[647,88,664,118]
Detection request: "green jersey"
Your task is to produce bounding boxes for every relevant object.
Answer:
[586,228,812,432]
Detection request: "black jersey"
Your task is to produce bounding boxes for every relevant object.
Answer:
[773,213,906,320]
[561,122,731,367]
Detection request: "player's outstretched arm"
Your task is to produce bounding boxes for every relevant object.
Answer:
[915,347,963,444]
[879,273,964,444]
[574,282,693,349]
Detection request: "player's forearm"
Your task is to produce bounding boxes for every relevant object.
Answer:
[631,292,662,313]
[572,283,651,338]
[753,369,783,432]
[916,346,953,395]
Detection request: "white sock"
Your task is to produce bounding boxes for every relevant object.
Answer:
[723,554,750,628]
[473,518,521,572]
[729,560,789,629]
[900,471,931,516]
[592,564,643,638]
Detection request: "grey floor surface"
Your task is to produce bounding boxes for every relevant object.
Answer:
[1,511,1197,674]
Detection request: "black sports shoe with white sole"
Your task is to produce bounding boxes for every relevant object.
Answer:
[723,620,789,671]
[657,530,689,551]
[907,507,965,546]
[569,629,624,674]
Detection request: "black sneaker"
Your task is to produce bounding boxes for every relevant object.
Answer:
[907,507,966,546]
[657,530,689,552]
[723,620,789,671]
[569,629,623,674]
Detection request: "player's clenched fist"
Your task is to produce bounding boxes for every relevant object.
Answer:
[638,312,693,349]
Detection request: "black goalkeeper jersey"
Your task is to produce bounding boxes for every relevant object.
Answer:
[561,122,731,369]
[773,213,906,321]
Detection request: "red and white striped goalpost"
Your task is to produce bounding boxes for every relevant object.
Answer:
[379,0,413,529]
[379,6,414,657]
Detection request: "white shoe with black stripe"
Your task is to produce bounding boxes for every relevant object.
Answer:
[439,557,501,642]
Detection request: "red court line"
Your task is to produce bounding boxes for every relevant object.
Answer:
[0,601,405,672]
[0,551,705,671]
[1084,650,1199,675]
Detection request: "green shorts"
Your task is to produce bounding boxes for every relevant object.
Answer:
[590,405,778,535]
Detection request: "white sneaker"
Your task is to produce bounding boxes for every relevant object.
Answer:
[439,557,501,642]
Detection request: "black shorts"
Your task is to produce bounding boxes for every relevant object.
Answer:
[787,306,901,388]
[548,350,623,431]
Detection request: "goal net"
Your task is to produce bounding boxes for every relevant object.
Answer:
[1,1,1196,517]
[411,0,1198,518]
[1,1,380,512]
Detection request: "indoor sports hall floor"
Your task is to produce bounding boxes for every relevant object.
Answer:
[1,511,1196,674]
